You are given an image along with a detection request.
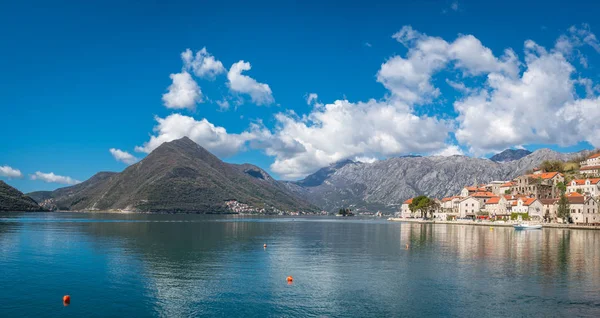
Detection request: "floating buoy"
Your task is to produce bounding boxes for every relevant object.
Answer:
[264,244,267,248]
[63,295,70,305]
[286,276,293,283]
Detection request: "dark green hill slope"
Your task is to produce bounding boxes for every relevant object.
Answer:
[28,137,317,213]
[0,181,43,211]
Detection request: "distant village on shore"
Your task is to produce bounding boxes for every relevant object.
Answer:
[398,152,600,225]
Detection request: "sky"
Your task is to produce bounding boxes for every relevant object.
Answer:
[2,0,600,193]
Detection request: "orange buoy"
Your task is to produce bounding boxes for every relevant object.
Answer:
[286,276,293,283]
[63,295,71,305]
[264,244,267,248]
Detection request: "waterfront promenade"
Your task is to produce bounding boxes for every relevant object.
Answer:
[387,218,600,230]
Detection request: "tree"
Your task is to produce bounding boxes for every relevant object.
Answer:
[409,196,440,219]
[409,195,430,219]
[556,182,567,194]
[426,200,441,219]
[557,193,570,224]
[539,160,565,173]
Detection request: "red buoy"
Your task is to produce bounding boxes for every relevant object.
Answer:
[286,276,293,283]
[264,244,267,248]
[63,295,71,305]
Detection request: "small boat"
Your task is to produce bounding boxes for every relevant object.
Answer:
[513,223,542,230]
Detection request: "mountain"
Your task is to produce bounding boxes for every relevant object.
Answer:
[0,181,43,212]
[28,137,317,213]
[284,148,584,213]
[490,149,532,162]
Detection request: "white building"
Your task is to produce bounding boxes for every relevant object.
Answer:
[580,153,600,167]
[571,196,600,225]
[511,197,544,220]
[567,178,600,197]
[458,197,481,219]
[400,198,414,218]
[484,196,509,218]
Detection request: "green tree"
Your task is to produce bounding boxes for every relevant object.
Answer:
[556,182,567,194]
[540,160,565,173]
[556,193,570,224]
[409,195,430,219]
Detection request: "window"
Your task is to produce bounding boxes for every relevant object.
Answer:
[472,203,474,207]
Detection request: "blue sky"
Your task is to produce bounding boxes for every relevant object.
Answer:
[2,0,600,193]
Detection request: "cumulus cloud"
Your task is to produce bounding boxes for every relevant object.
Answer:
[109,148,138,165]
[30,172,80,185]
[454,32,600,154]
[162,71,203,110]
[227,61,274,105]
[181,47,226,79]
[135,114,253,157]
[379,26,518,104]
[0,165,23,178]
[253,99,449,179]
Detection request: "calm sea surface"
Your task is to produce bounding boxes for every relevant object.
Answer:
[1,212,599,317]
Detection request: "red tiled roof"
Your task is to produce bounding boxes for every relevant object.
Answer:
[540,198,558,205]
[404,198,413,204]
[588,153,600,159]
[511,198,538,206]
[472,191,495,198]
[527,172,562,180]
[501,181,514,187]
[487,196,501,204]
[568,192,583,197]
[571,178,600,185]
[465,186,478,191]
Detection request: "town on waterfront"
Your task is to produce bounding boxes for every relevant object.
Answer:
[396,153,600,226]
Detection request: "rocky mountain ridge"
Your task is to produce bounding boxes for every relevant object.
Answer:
[284,148,589,213]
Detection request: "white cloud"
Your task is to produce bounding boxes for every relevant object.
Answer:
[555,24,600,68]
[306,93,319,105]
[0,165,23,178]
[454,36,599,154]
[432,145,464,156]
[445,79,474,94]
[162,71,203,110]
[135,114,252,157]
[109,148,138,165]
[379,26,518,104]
[30,172,80,185]
[227,61,274,105]
[354,156,378,163]
[181,47,225,79]
[216,99,230,111]
[253,99,449,179]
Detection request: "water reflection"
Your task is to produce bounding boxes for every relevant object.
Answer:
[1,213,599,317]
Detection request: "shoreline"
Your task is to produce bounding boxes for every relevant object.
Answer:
[387,218,600,230]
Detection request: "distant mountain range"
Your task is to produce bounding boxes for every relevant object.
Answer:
[489,149,533,162]
[0,181,43,212]
[283,148,587,213]
[1,142,591,214]
[27,137,317,213]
